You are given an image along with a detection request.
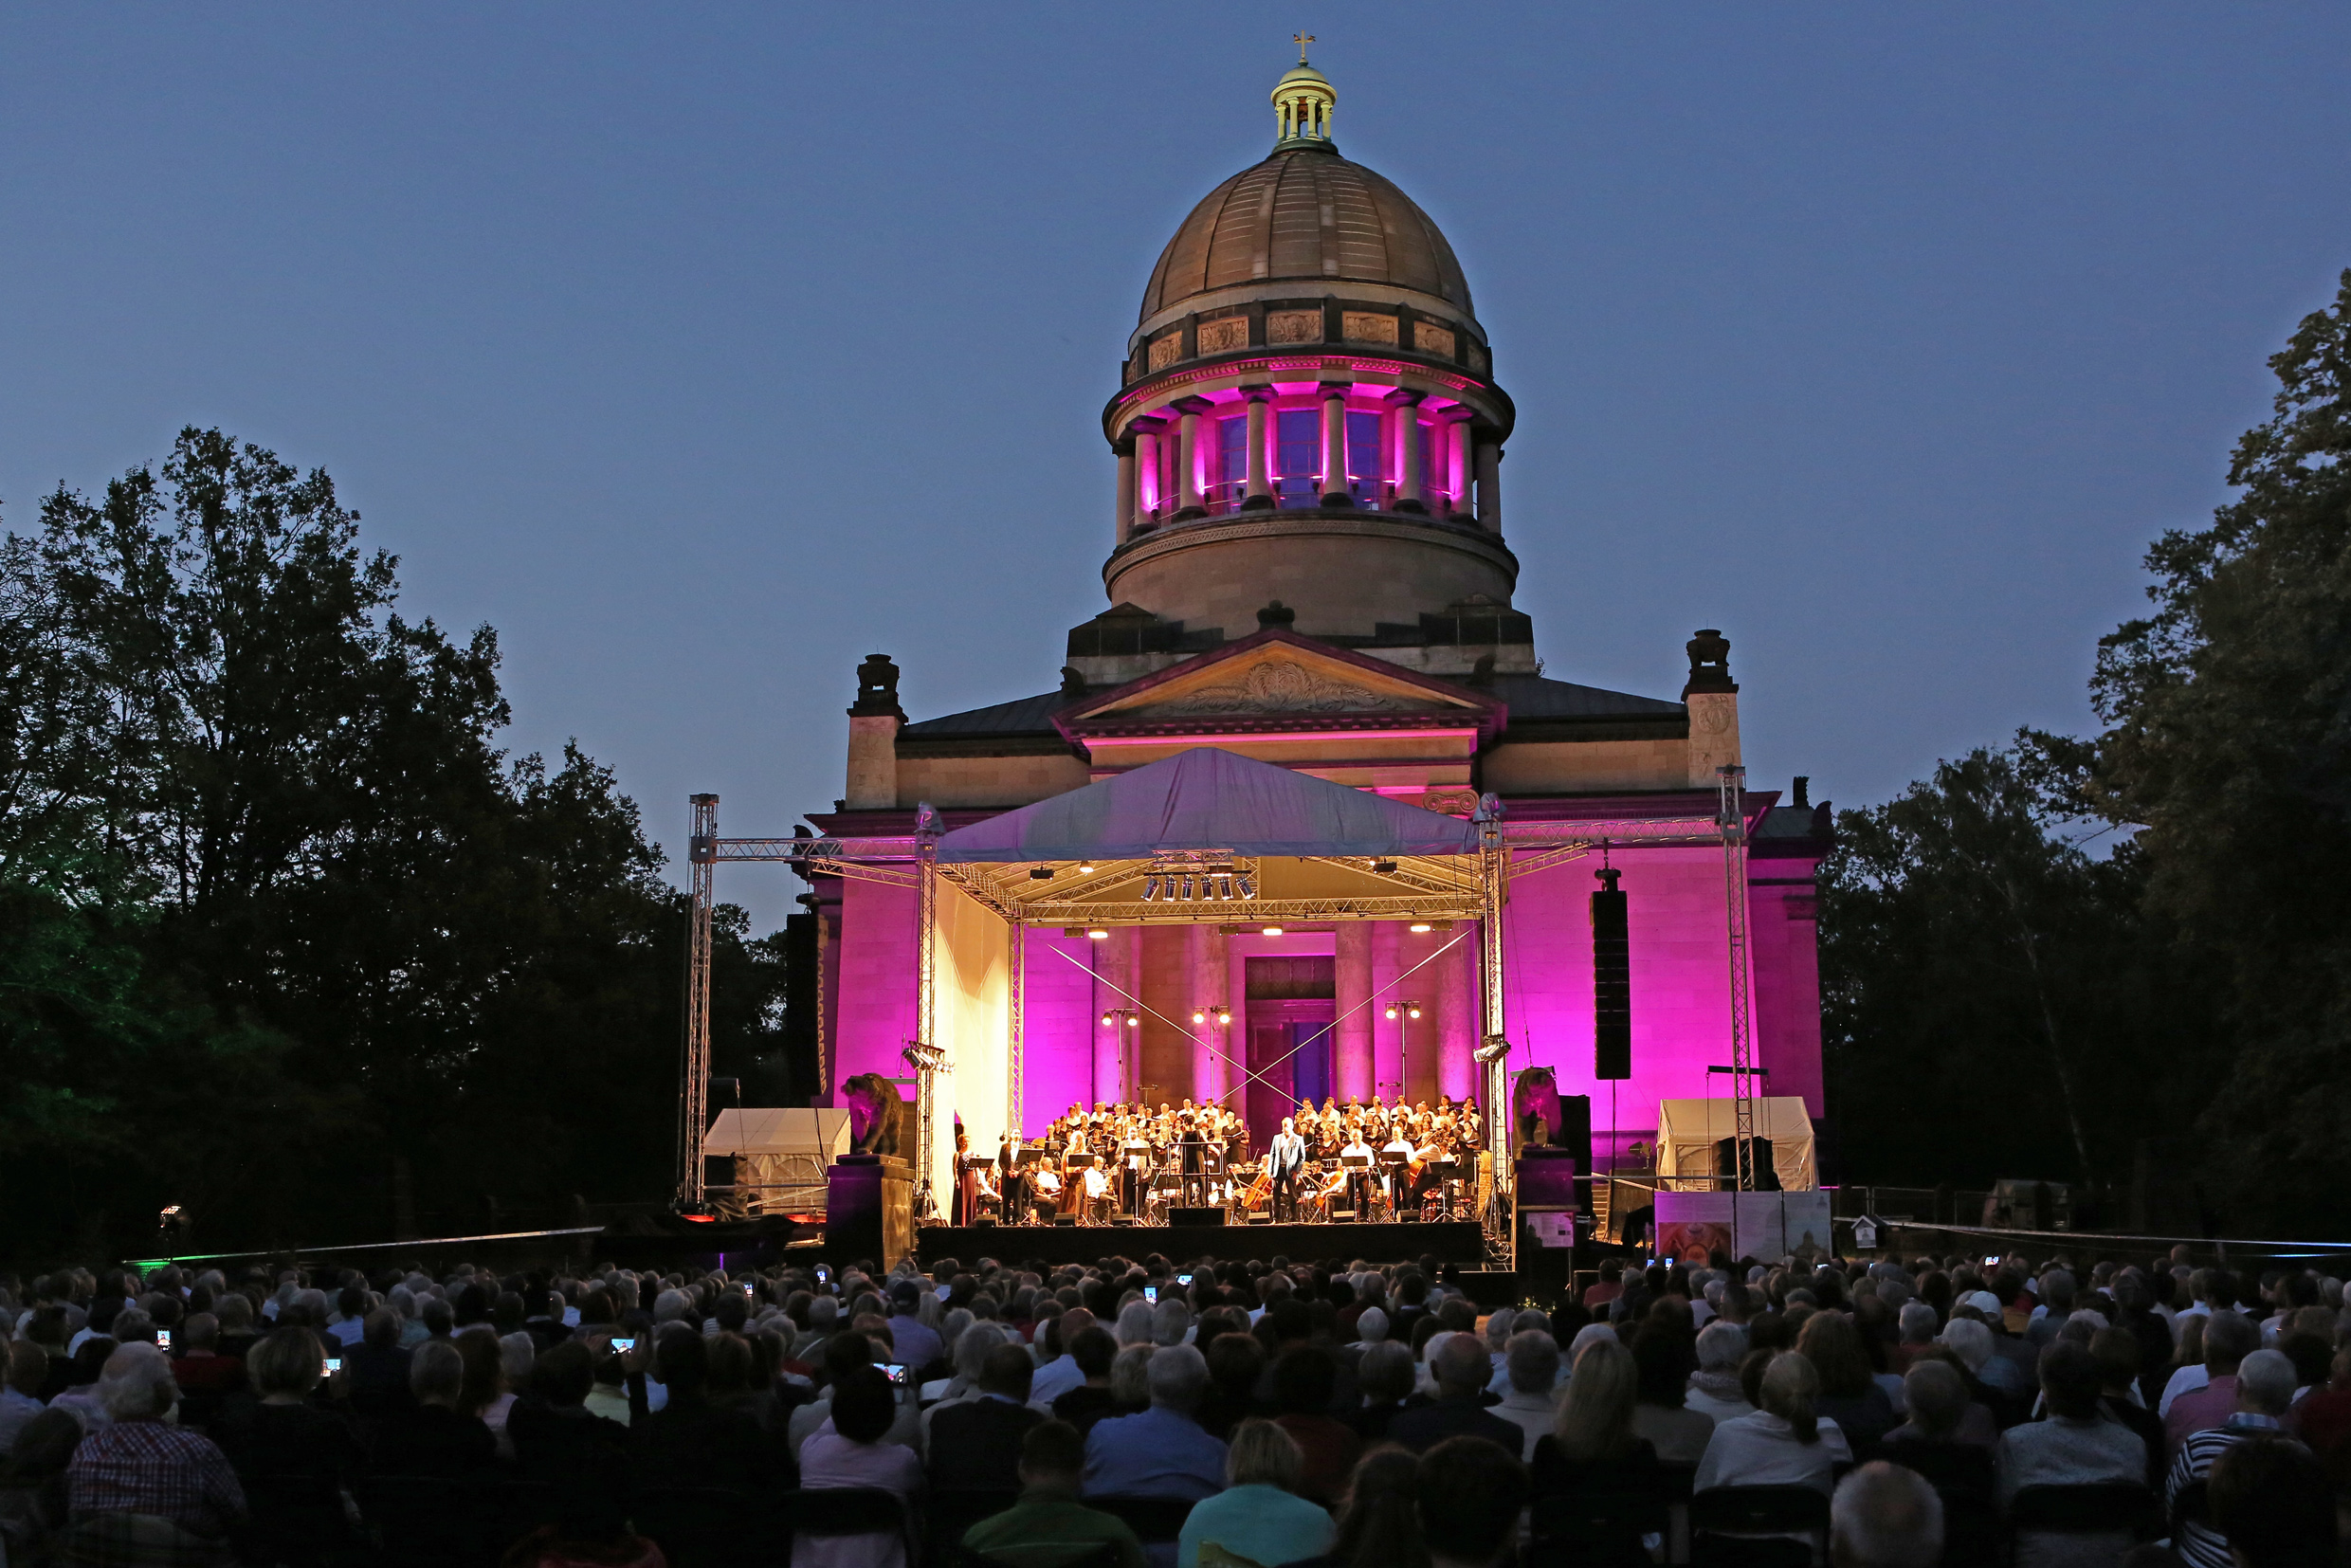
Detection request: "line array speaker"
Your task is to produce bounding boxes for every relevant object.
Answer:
[1593,868,1631,1080]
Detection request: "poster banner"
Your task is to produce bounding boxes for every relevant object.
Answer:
[1656,1190,1838,1263]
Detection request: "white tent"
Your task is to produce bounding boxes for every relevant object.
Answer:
[1655,1097,1817,1192]
[706,1108,850,1216]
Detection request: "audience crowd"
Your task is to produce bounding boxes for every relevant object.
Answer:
[0,1241,2342,1567]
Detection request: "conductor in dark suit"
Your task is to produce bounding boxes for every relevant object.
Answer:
[1177,1117,1207,1207]
[926,1343,1044,1492]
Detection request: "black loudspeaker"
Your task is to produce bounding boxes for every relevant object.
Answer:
[1713,1136,1780,1192]
[1556,1094,1593,1177]
[1053,1215,1078,1227]
[1169,1207,1226,1228]
[1592,869,1631,1080]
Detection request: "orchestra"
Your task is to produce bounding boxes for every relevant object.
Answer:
[958,1093,1485,1226]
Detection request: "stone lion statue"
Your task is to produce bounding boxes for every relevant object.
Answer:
[841,1073,907,1158]
[1512,1065,1563,1148]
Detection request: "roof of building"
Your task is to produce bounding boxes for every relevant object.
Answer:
[898,671,1680,743]
[1139,144,1474,323]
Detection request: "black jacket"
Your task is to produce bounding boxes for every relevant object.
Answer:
[927,1396,1043,1492]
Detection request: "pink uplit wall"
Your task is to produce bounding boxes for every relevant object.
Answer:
[835,875,917,1095]
[1020,930,1096,1131]
[1748,881,1825,1117]
[1497,846,1757,1143]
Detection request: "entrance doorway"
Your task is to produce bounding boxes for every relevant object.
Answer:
[1244,957,1334,1153]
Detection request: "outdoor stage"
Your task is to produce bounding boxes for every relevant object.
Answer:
[915,1219,1485,1269]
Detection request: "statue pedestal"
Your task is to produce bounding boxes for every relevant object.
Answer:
[826,1155,913,1267]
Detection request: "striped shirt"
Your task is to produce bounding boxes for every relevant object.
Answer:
[2166,1413,2297,1568]
[67,1420,246,1539]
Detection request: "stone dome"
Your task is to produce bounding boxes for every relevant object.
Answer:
[1138,145,1475,325]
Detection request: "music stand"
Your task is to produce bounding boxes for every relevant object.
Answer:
[1066,1151,1097,1168]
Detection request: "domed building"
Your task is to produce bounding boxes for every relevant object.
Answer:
[797,60,1829,1213]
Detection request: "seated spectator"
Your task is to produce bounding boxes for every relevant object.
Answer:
[1686,1322,1755,1425]
[1352,1342,1423,1444]
[2166,1311,2258,1457]
[508,1340,629,1488]
[343,1306,415,1420]
[2168,1349,2302,1568]
[639,1324,794,1493]
[886,1280,943,1375]
[1490,1331,1559,1462]
[1890,1303,1941,1373]
[1997,1341,2146,1568]
[1877,1358,1997,1503]
[795,1360,922,1568]
[2207,1436,2338,1568]
[1048,1325,1122,1439]
[1386,1335,1522,1456]
[166,1314,244,1408]
[1694,1350,1850,1495]
[1298,1445,1425,1568]
[1415,1435,1526,1568]
[1799,1311,1898,1454]
[2286,1342,2351,1466]
[212,1327,364,1507]
[1532,1335,1664,1560]
[1176,1419,1334,1568]
[1269,1344,1360,1506]
[930,1342,1044,1492]
[1631,1322,1714,1467]
[0,1343,48,1451]
[920,1322,1004,1446]
[0,1408,82,1550]
[65,1343,246,1542]
[1199,1332,1266,1442]
[961,1419,1147,1568]
[1831,1461,1942,1568]
[2090,1327,2167,1490]
[368,1338,499,1478]
[1083,1342,1228,1502]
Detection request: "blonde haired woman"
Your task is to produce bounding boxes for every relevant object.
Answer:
[1529,1336,1662,1555]
[1176,1419,1335,1568]
[1693,1350,1851,1495]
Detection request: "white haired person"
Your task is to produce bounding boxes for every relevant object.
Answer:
[2168,1348,2303,1568]
[65,1342,246,1541]
[1831,1461,1942,1568]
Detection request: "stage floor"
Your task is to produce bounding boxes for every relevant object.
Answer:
[915,1219,1485,1269]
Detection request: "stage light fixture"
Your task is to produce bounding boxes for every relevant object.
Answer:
[1410,1005,1423,1019]
[1385,1005,1397,1019]
[1101,1012,1115,1027]
[1192,1010,1207,1024]
[1238,876,1257,899]
[1409,921,1433,933]
[1078,861,1097,873]
[1217,1009,1231,1025]
[1030,866,1055,881]
[1127,1015,1139,1028]
[1141,877,1159,901]
[1261,925,1284,937]
[1372,859,1397,874]
[1086,927,1110,940]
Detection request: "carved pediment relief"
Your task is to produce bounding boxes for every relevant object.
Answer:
[1080,641,1486,725]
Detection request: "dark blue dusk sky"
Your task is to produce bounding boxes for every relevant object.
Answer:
[7,6,2347,926]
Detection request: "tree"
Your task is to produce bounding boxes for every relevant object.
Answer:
[1819,738,2213,1195]
[1,428,787,1259]
[2090,270,2351,1230]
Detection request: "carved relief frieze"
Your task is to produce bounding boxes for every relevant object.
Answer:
[1129,657,1423,717]
[1196,316,1248,354]
[1342,311,1399,346]
[1266,310,1323,345]
[1412,321,1456,359]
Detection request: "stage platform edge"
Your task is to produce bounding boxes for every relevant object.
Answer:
[915,1220,1485,1269]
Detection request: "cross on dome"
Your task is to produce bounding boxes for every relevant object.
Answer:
[1273,52,1336,149]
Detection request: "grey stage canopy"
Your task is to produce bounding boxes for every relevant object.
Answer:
[935,746,1481,864]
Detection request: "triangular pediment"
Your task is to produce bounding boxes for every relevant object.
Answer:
[1060,629,1498,733]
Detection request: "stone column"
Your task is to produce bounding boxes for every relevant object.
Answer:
[1320,383,1352,506]
[1387,391,1426,513]
[1190,922,1230,1104]
[1114,442,1137,545]
[1475,439,1503,533]
[1173,396,1211,519]
[1445,413,1473,517]
[1335,922,1375,1100]
[1131,418,1164,525]
[1243,387,1273,508]
[1437,926,1477,1103]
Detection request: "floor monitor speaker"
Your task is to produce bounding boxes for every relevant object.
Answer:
[1169,1207,1226,1228]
